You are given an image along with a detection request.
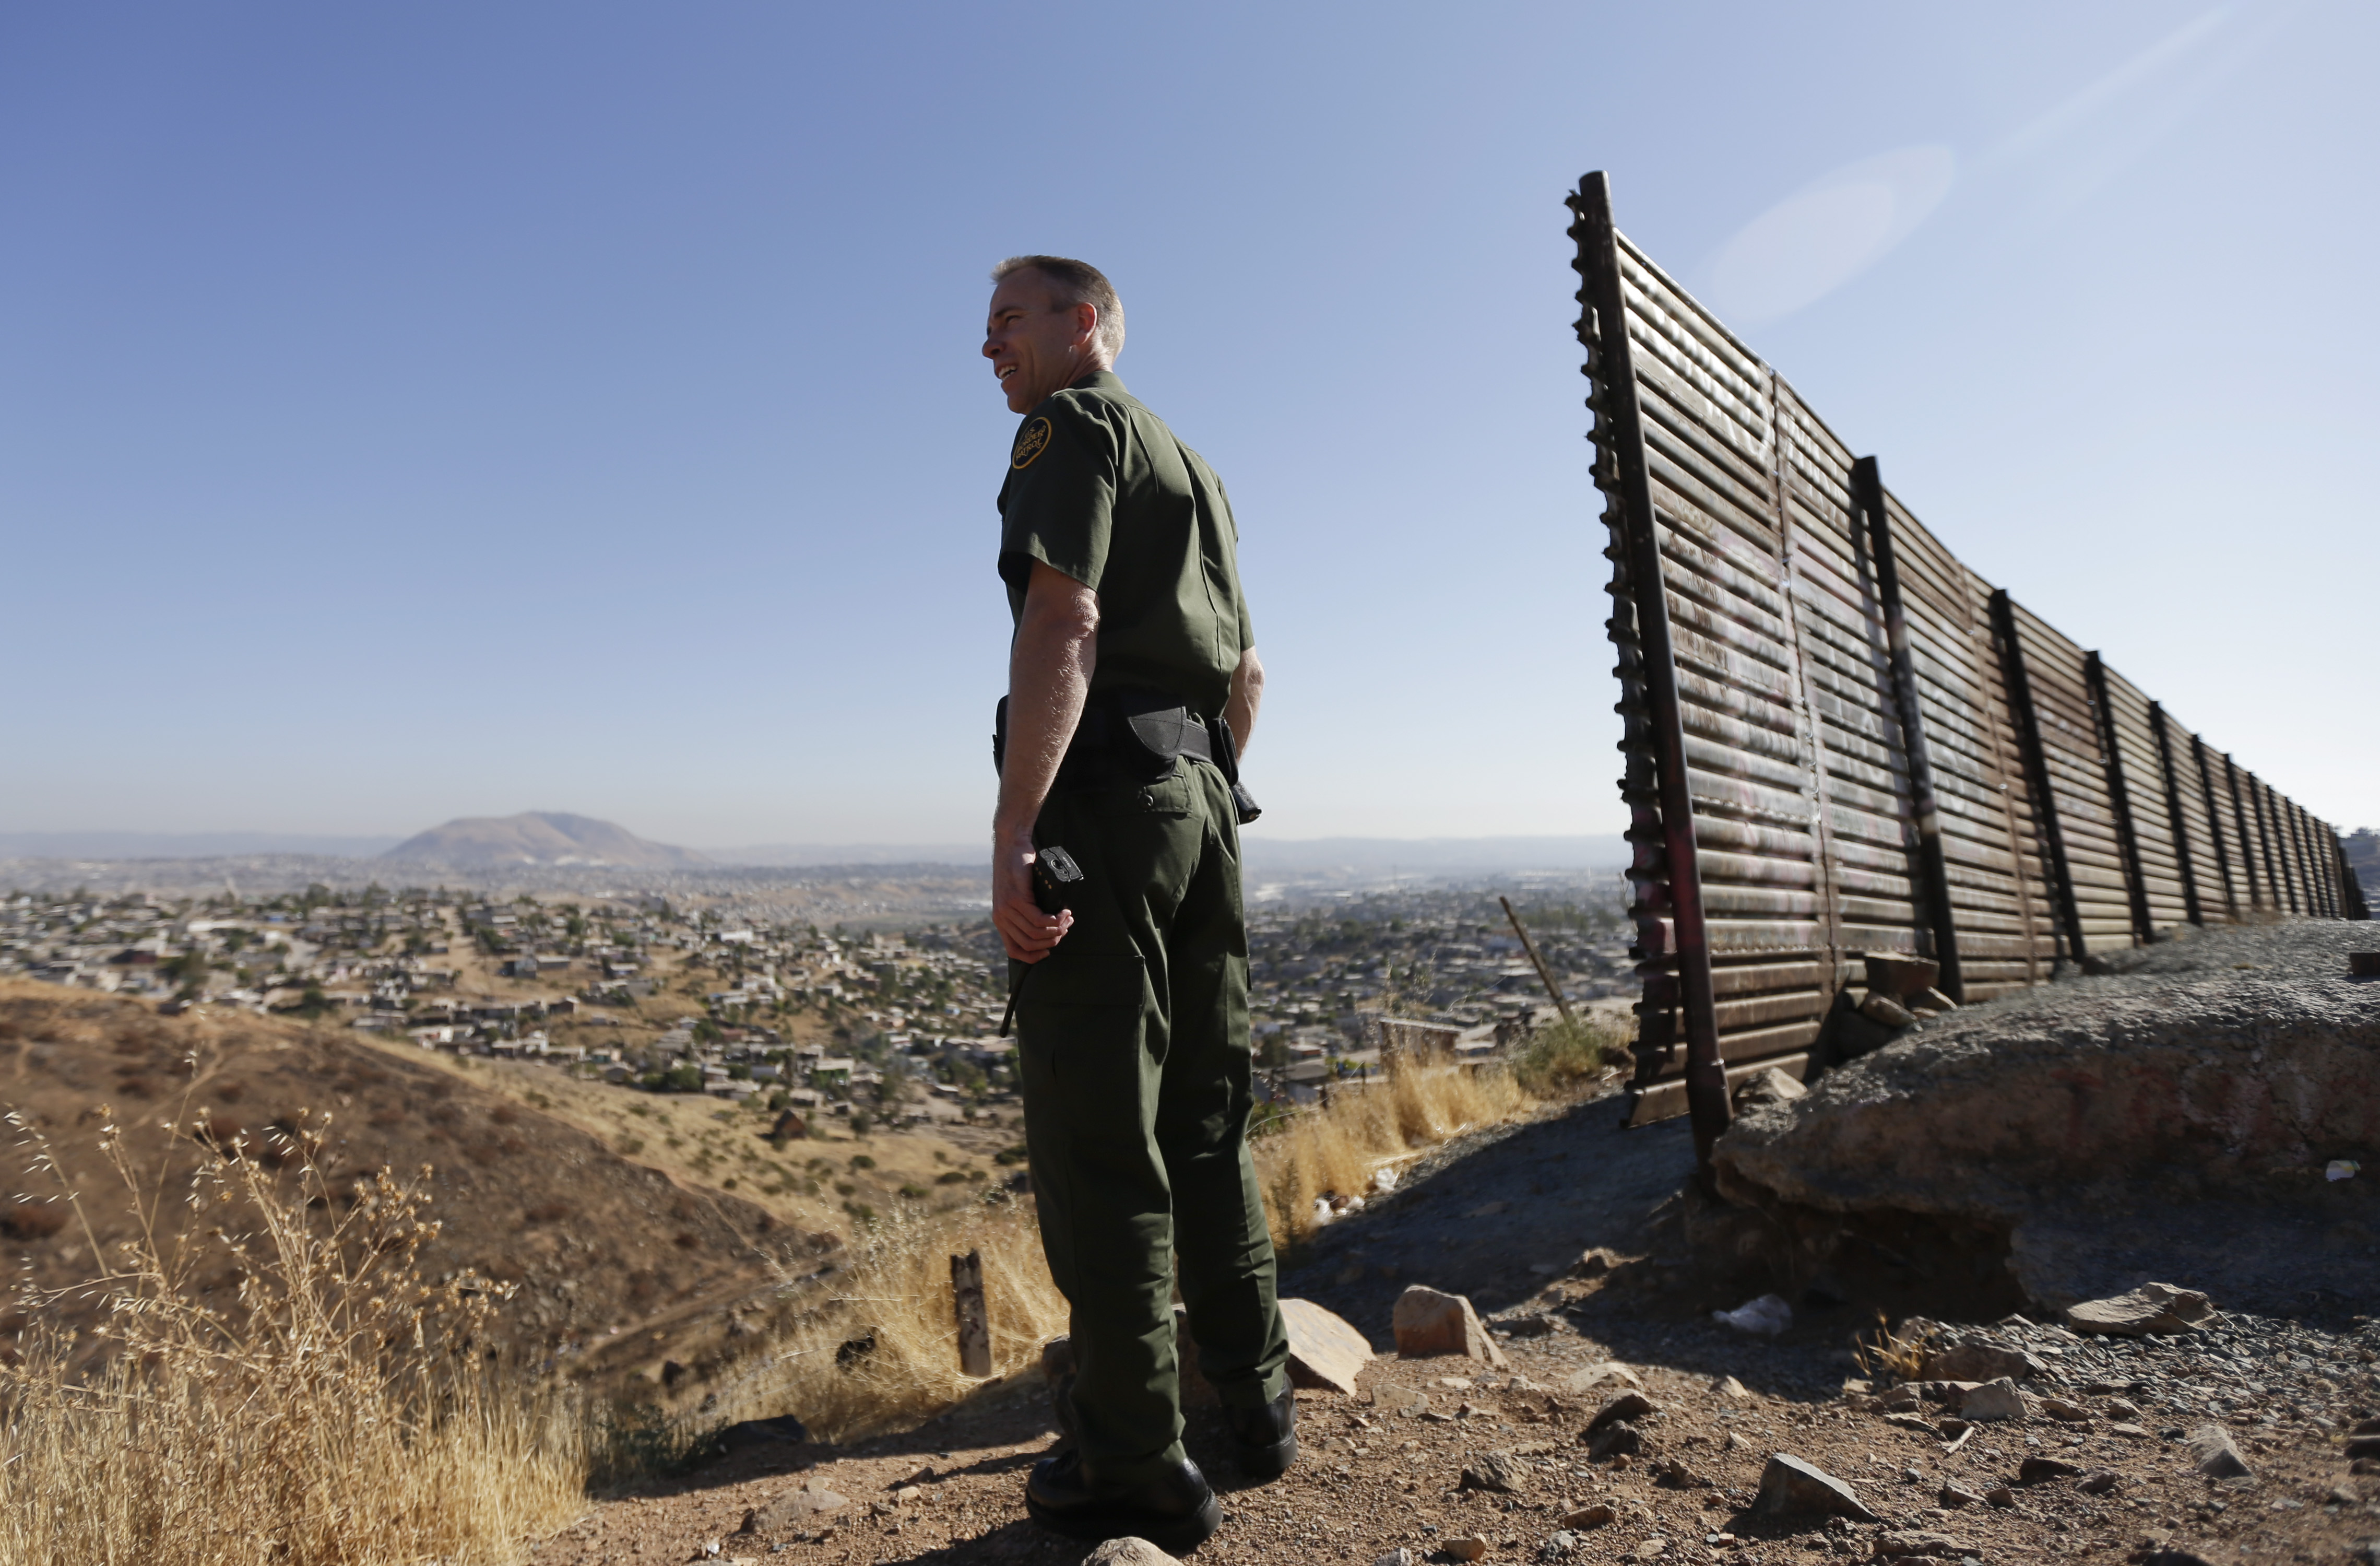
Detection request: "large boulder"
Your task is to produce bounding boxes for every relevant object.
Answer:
[1713,924,2380,1312]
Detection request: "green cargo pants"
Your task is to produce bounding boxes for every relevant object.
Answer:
[1014,752,1290,1485]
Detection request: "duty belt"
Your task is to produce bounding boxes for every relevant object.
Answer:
[993,688,1261,824]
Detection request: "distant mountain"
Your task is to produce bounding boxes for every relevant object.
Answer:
[381,813,708,869]
[0,831,403,860]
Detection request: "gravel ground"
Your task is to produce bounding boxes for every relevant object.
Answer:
[523,1292,2380,1565]
[522,927,2380,1563]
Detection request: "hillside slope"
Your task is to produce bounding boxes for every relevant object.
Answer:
[0,981,821,1387]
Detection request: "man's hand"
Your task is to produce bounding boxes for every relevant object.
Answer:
[992,830,1074,963]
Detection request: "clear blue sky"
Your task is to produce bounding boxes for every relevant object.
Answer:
[3,1,2371,850]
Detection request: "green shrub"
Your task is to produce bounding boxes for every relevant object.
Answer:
[1510,1016,1621,1098]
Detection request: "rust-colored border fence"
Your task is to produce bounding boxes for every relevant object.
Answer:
[1568,173,2367,1161]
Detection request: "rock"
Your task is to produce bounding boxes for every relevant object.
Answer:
[1874,1532,1975,1559]
[1725,1431,1754,1452]
[2065,1284,2216,1337]
[1370,1383,1429,1418]
[1937,1483,1986,1509]
[1566,1361,1643,1393]
[1588,1421,1644,1461]
[1883,1413,1940,1436]
[1957,1379,2029,1421]
[1653,1458,1711,1489]
[2105,1397,2142,1418]
[1632,1541,1668,1561]
[1391,1285,1509,1367]
[1040,1335,1075,1383]
[1916,987,1959,1012]
[2140,1553,2217,1566]
[1460,1451,1527,1493]
[743,1480,849,1533]
[1445,1536,1489,1562]
[1924,1343,2048,1382]
[1084,1540,1179,1566]
[1565,1503,1618,1528]
[2018,1455,2086,1483]
[1983,1486,2016,1509]
[1753,1454,1880,1522]
[2038,1397,2092,1423]
[1589,1392,1657,1432]
[1499,1313,1558,1338]
[1860,993,1916,1027]
[1710,929,2380,1315]
[1281,1297,1373,1394]
[2078,1470,2120,1494]
[1370,1552,1420,1566]
[1863,953,1940,998]
[2192,1424,2253,1478]
[1574,1249,1614,1278]
[2350,1437,2380,1460]
[2109,1422,2150,1439]
[1734,1067,1809,1109]
[1716,1375,1750,1399]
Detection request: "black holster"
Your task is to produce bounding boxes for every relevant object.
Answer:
[994,689,1261,825]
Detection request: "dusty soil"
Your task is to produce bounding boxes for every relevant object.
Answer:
[0,981,824,1387]
[524,1090,2380,1564]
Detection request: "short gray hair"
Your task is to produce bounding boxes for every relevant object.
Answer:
[992,255,1125,360]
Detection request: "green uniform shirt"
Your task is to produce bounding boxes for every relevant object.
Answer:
[998,370,1254,719]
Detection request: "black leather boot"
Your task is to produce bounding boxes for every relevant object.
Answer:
[1024,1447,1223,1553]
[1222,1385,1297,1480]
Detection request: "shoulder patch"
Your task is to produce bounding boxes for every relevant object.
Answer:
[1011,416,1052,470]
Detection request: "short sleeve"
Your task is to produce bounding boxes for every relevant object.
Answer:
[999,399,1116,596]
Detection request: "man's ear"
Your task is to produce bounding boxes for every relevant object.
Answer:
[1074,301,1101,345]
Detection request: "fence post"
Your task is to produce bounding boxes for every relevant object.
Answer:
[2224,756,2263,911]
[2084,653,2155,945]
[2257,779,2296,913]
[1570,171,1728,1164]
[2293,803,2325,917]
[951,1250,992,1377]
[1852,458,1962,999]
[2339,833,2372,921]
[2147,703,2204,926]
[1990,591,2088,969]
[2190,733,2239,919]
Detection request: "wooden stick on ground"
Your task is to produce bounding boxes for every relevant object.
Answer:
[951,1250,992,1377]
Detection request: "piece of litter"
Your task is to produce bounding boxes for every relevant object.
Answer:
[1370,1167,1399,1194]
[2328,1160,2360,1182]
[1713,1294,1793,1336]
[1311,1197,1338,1226]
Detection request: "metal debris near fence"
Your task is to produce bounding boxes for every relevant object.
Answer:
[1567,172,2369,1162]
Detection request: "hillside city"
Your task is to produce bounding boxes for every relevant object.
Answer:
[0,876,1635,1124]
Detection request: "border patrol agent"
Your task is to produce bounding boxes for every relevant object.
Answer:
[982,255,1292,1552]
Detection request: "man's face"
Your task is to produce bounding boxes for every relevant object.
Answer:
[984,270,1097,415]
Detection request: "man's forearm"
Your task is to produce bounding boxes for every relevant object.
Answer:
[997,568,1100,841]
[1224,647,1264,757]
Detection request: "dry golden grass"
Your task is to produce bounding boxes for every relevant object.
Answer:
[1250,1063,1526,1253]
[0,1107,588,1566]
[700,1200,1070,1445]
